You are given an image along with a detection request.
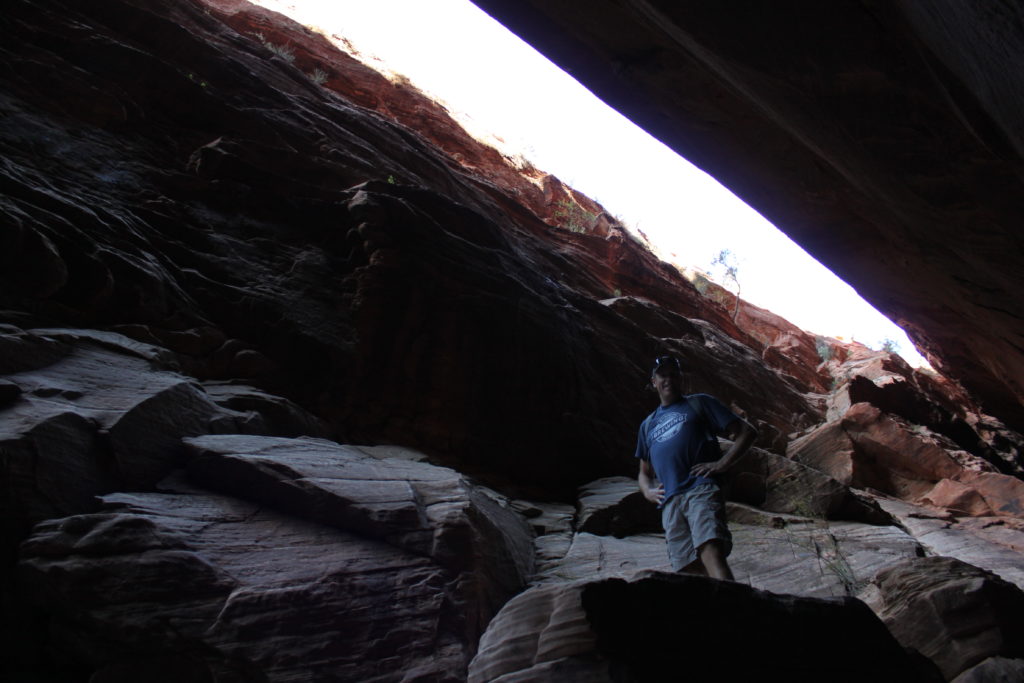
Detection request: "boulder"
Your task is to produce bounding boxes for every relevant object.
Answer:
[921,478,996,516]
[946,471,1024,518]
[842,403,965,499]
[19,492,461,681]
[469,572,936,682]
[18,437,534,681]
[865,556,1024,680]
[182,434,535,607]
[727,445,879,521]
[0,328,326,562]
[575,476,661,537]
[790,404,1022,521]
[787,419,858,485]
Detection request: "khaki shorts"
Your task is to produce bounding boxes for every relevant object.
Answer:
[661,482,732,571]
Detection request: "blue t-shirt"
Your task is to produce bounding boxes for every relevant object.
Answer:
[634,394,740,505]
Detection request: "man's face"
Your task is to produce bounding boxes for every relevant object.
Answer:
[652,367,682,403]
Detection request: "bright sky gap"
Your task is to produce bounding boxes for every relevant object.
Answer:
[256,0,931,368]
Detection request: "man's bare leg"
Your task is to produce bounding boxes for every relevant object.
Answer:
[698,540,734,581]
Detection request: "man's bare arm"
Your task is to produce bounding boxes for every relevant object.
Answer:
[690,419,758,477]
[638,459,665,505]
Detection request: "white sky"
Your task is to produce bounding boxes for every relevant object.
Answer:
[256,0,929,367]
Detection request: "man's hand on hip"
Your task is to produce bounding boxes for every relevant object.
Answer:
[643,483,665,505]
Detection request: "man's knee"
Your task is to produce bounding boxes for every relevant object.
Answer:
[698,539,734,580]
[698,538,726,559]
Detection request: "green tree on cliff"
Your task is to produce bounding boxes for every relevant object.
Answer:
[711,249,742,323]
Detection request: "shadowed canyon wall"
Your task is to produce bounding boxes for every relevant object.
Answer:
[471,0,1024,435]
[3,1,1024,680]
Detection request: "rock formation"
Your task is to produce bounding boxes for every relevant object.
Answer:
[2,0,1024,680]
[470,572,936,682]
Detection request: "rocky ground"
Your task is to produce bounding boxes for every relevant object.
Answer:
[3,1,1024,681]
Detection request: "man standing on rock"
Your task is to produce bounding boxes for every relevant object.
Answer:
[636,355,758,579]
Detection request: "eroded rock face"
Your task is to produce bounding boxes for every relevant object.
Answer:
[18,438,533,681]
[865,556,1024,680]
[789,402,1024,519]
[822,352,1022,477]
[872,498,1024,590]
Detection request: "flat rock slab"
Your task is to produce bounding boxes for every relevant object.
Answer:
[183,434,534,583]
[534,532,672,584]
[731,521,923,599]
[469,571,934,682]
[534,519,920,600]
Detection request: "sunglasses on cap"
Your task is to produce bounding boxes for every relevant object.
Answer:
[652,355,682,374]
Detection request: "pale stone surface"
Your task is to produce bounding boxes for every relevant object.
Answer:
[559,476,920,598]
[533,520,921,601]
[468,581,607,683]
[182,435,535,619]
[732,521,922,598]
[534,532,671,584]
[875,497,1024,589]
[725,500,816,528]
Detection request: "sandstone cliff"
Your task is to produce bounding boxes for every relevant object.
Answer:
[2,1,1023,681]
